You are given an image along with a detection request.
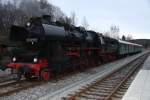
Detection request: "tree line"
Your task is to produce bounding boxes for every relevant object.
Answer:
[0,0,79,42]
[0,0,132,42]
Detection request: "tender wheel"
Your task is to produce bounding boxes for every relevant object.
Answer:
[40,68,51,81]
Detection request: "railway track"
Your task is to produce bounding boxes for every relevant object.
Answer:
[0,70,75,97]
[0,53,148,98]
[0,78,45,97]
[63,54,149,100]
[0,74,18,87]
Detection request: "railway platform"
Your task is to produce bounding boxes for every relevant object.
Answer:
[122,54,150,100]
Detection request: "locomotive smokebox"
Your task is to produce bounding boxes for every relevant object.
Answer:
[10,25,28,41]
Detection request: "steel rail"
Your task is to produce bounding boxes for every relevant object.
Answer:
[63,53,149,100]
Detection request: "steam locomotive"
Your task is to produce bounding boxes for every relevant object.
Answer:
[3,15,142,81]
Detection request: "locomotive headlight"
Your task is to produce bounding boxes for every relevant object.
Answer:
[33,58,38,63]
[27,22,31,27]
[12,57,16,62]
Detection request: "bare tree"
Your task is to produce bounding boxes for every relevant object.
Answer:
[53,6,65,22]
[103,31,111,37]
[65,17,72,25]
[0,0,69,42]
[81,16,89,30]
[19,0,42,17]
[39,0,49,9]
[126,34,133,41]
[70,12,77,25]
[110,25,119,39]
[0,1,17,40]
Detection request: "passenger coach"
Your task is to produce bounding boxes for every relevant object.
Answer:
[118,40,142,56]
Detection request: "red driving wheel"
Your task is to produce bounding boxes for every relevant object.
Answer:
[40,69,51,81]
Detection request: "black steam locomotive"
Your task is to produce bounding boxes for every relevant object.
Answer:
[4,15,142,80]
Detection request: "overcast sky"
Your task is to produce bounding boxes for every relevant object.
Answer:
[51,0,150,39]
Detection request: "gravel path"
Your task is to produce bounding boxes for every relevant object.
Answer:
[0,52,147,100]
